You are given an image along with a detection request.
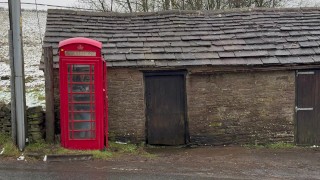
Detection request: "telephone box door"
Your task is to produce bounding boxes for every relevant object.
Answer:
[60,59,104,150]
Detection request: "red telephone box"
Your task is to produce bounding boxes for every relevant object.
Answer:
[59,37,108,150]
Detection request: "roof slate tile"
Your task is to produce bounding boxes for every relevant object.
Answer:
[175,53,196,60]
[299,41,319,47]
[286,36,309,42]
[312,55,320,62]
[194,52,219,59]
[104,54,126,61]
[145,53,176,60]
[126,54,145,60]
[313,47,320,53]
[109,38,128,42]
[111,61,138,66]
[245,58,263,65]
[117,42,143,48]
[277,57,302,64]
[165,47,183,53]
[182,47,209,53]
[299,56,315,63]
[144,42,170,47]
[151,48,165,53]
[235,50,269,57]
[218,52,236,58]
[137,60,156,66]
[289,48,316,55]
[220,58,247,65]
[261,57,280,64]
[268,50,291,56]
[170,41,194,47]
[200,35,220,40]
[181,36,201,41]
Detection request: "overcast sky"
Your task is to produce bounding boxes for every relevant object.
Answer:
[1,0,320,10]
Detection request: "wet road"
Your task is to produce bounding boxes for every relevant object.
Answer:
[0,146,320,179]
[0,160,210,180]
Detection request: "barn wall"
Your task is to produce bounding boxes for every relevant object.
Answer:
[107,68,145,142]
[186,69,295,145]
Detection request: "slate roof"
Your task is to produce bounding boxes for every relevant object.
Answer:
[44,8,320,68]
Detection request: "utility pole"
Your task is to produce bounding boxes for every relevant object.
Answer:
[8,0,27,151]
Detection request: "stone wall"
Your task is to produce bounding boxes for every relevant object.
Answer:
[187,69,295,145]
[0,102,45,142]
[108,68,145,142]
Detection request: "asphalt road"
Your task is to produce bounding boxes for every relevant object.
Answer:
[0,146,320,180]
[0,161,211,180]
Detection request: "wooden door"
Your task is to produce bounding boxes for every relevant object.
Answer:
[145,72,187,145]
[296,70,320,145]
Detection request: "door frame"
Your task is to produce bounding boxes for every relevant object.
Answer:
[143,70,190,145]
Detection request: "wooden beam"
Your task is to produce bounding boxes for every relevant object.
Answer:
[44,46,55,143]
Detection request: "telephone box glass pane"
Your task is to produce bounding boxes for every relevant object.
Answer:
[73,112,91,120]
[71,94,91,102]
[91,122,96,130]
[91,131,96,139]
[72,84,91,92]
[72,74,91,82]
[74,122,91,130]
[73,131,92,139]
[74,104,91,111]
[73,65,90,73]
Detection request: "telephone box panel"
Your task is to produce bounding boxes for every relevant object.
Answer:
[59,37,107,150]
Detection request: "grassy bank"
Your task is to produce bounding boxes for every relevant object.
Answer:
[0,133,154,160]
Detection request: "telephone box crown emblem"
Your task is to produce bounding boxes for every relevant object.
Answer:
[77,44,84,50]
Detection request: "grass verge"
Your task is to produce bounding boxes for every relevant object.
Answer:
[0,133,20,157]
[0,133,155,160]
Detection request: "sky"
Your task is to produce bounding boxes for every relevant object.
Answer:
[0,0,320,10]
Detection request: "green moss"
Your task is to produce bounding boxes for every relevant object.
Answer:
[91,150,113,160]
[109,142,138,153]
[37,95,46,101]
[209,122,222,127]
[0,132,10,145]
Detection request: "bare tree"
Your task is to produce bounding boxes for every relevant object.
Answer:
[76,0,111,11]
[75,0,287,12]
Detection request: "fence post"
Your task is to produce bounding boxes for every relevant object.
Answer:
[43,46,55,143]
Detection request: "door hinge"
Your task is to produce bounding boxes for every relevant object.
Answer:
[295,106,314,112]
[296,71,315,77]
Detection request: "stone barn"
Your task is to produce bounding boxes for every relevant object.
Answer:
[43,8,320,146]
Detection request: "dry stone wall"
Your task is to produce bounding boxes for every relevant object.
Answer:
[0,102,45,142]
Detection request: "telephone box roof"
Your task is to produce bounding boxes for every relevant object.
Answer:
[59,37,102,49]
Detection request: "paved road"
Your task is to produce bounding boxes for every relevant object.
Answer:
[0,146,320,179]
